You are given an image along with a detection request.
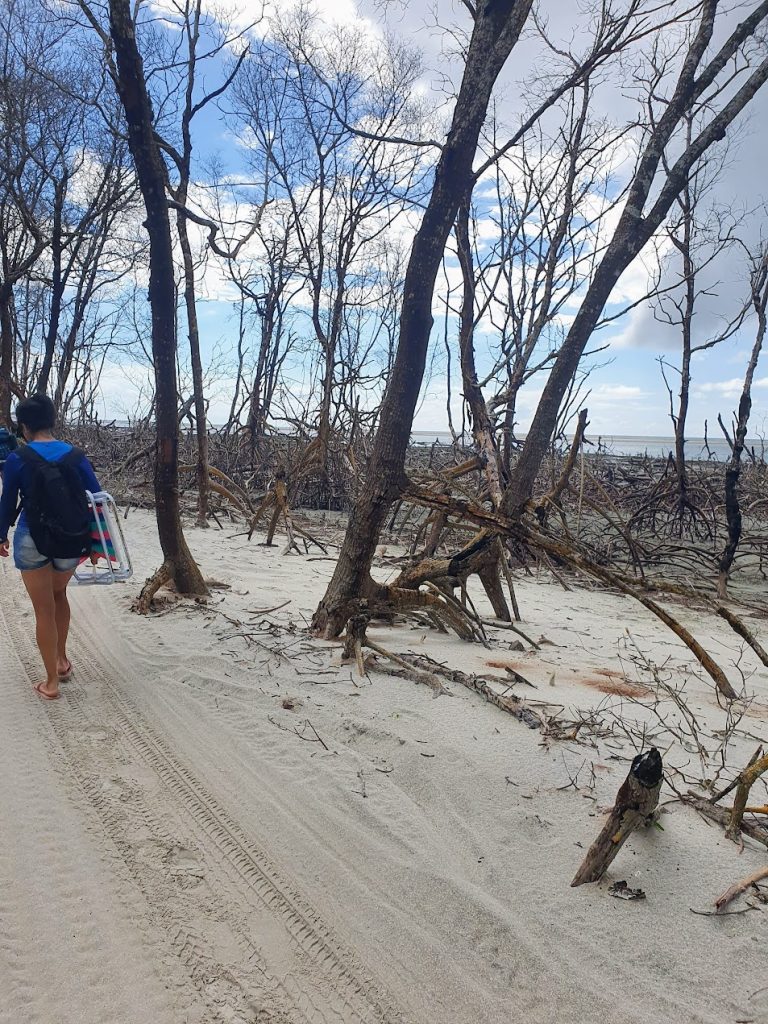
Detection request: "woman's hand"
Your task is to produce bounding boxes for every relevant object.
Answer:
[0,540,9,557]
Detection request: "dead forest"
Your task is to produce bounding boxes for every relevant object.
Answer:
[4,0,768,900]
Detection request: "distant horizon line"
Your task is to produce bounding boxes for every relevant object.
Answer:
[410,430,758,443]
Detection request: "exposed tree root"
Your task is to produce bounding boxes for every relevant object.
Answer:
[341,613,369,678]
[364,640,450,696]
[179,464,253,518]
[247,472,327,553]
[396,651,544,727]
[402,486,741,700]
[133,561,173,614]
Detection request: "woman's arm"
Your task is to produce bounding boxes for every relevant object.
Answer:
[0,453,22,543]
[77,453,101,494]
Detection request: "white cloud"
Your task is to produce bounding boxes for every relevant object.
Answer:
[591,384,644,400]
[696,376,768,398]
[149,0,378,40]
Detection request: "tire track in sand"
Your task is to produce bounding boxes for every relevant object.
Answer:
[0,575,187,1024]
[0,572,404,1024]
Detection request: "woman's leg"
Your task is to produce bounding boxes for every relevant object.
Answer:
[52,569,75,675]
[20,565,59,696]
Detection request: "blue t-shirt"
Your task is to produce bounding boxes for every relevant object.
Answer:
[0,441,101,542]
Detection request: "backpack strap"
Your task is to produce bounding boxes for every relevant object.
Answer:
[17,445,45,465]
[17,444,83,465]
[63,446,85,465]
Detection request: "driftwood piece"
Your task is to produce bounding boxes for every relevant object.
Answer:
[683,792,768,849]
[714,866,768,913]
[394,652,543,728]
[725,752,768,841]
[571,749,663,887]
[365,640,450,696]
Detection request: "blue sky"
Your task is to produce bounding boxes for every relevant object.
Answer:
[98,0,768,440]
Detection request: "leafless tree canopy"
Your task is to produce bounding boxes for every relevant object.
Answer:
[0,0,767,629]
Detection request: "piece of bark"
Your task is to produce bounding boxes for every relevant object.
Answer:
[571,749,663,887]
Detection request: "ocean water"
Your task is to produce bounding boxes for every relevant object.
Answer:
[411,431,764,462]
[108,420,758,462]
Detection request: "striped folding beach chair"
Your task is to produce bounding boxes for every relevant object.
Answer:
[73,491,133,585]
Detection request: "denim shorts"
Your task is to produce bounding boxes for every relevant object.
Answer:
[13,524,80,573]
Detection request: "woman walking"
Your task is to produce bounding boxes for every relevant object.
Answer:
[0,395,99,700]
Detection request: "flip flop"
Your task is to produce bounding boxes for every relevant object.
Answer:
[34,683,60,701]
[58,660,73,680]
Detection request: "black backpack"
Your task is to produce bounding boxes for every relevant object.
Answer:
[18,446,92,558]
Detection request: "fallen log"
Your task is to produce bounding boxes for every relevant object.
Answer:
[572,748,663,887]
[403,487,739,700]
[391,651,543,729]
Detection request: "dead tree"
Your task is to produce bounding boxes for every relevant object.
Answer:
[503,2,768,519]
[232,14,429,478]
[312,0,534,637]
[157,0,253,527]
[315,1,768,638]
[653,111,742,526]
[481,79,614,471]
[0,0,56,421]
[718,245,768,597]
[105,0,207,607]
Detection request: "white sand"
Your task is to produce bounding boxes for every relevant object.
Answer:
[1,508,767,1024]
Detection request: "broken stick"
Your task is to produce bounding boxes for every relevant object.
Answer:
[714,866,768,913]
[726,752,768,842]
[572,748,663,887]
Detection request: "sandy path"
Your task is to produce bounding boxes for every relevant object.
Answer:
[2,513,768,1024]
[0,562,400,1024]
[0,567,182,1024]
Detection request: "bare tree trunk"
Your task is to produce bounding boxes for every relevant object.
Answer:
[176,208,210,527]
[107,0,207,606]
[0,282,14,426]
[36,205,64,396]
[312,0,533,637]
[673,188,695,514]
[456,197,510,619]
[718,256,768,597]
[456,199,505,503]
